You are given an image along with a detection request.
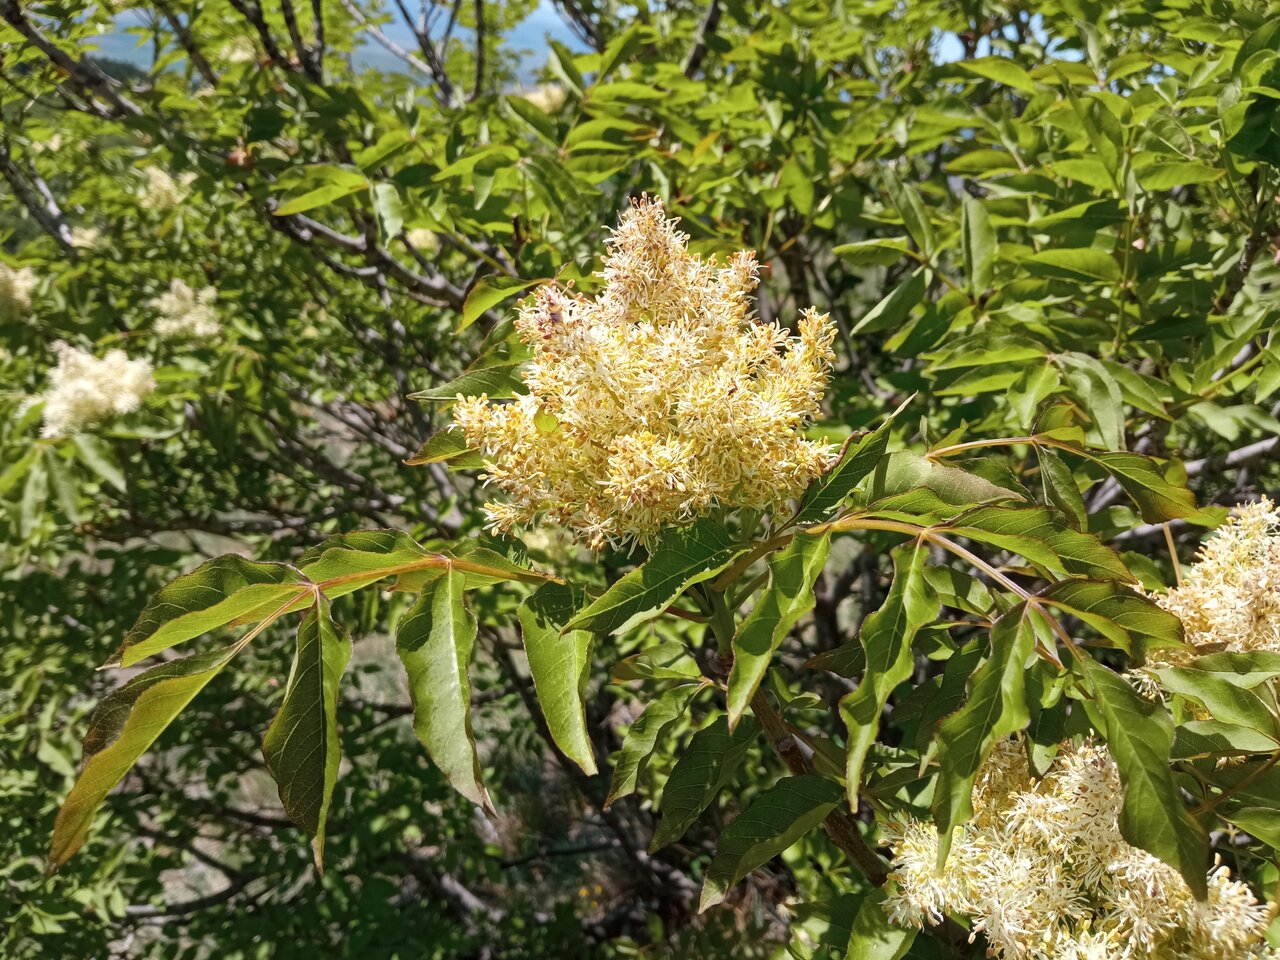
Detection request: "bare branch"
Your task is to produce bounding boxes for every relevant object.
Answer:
[469,0,485,102]
[553,0,604,51]
[0,137,73,250]
[0,0,142,117]
[683,0,720,78]
[155,0,219,86]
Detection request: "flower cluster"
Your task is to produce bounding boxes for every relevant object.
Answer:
[884,739,1275,960]
[0,262,38,318]
[1152,498,1280,665]
[150,279,219,338]
[69,226,101,250]
[522,83,566,113]
[452,197,838,548]
[406,227,440,253]
[138,167,194,211]
[41,342,154,438]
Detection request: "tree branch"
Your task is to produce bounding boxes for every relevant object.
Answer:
[683,0,720,78]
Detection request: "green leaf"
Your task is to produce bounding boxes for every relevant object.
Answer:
[841,543,938,802]
[958,57,1038,94]
[518,583,597,775]
[396,569,492,811]
[883,170,934,254]
[699,774,842,911]
[1022,248,1121,283]
[1154,667,1280,738]
[404,428,484,468]
[1137,162,1224,191]
[110,556,309,667]
[371,182,403,240]
[50,644,245,868]
[262,598,351,871]
[298,530,549,595]
[844,886,917,960]
[948,505,1134,582]
[795,412,896,525]
[1041,580,1183,653]
[832,237,911,265]
[458,276,544,333]
[1173,720,1279,758]
[566,520,748,636]
[932,605,1037,861]
[960,198,995,292]
[613,641,703,682]
[1222,806,1280,849]
[607,683,701,806]
[1079,658,1209,898]
[72,435,125,491]
[727,533,831,727]
[852,267,928,335]
[1088,452,1204,524]
[1038,447,1086,529]
[1058,354,1125,451]
[867,451,1020,509]
[650,716,760,851]
[1189,652,1280,687]
[913,639,984,753]
[408,362,528,401]
[433,145,519,181]
[273,167,369,216]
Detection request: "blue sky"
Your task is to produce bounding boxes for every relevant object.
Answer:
[92,0,581,82]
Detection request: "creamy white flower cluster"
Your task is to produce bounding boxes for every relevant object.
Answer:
[0,262,38,318]
[150,279,219,338]
[1152,498,1280,664]
[453,196,838,549]
[885,739,1275,960]
[41,342,154,438]
[138,167,195,211]
[70,226,101,250]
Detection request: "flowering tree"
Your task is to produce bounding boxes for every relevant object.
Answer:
[4,2,1280,958]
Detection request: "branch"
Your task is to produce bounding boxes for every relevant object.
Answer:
[1185,436,1280,477]
[125,879,247,918]
[310,0,326,76]
[154,0,218,86]
[683,0,721,78]
[342,0,454,104]
[553,0,604,51]
[469,0,485,102]
[226,0,294,69]
[0,1,142,117]
[0,137,73,249]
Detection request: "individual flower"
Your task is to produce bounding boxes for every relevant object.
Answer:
[150,278,219,338]
[1151,498,1280,665]
[41,341,154,437]
[884,738,1275,960]
[0,262,38,318]
[452,196,838,549]
[138,167,195,211]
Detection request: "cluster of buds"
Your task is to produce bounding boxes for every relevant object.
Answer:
[453,197,838,549]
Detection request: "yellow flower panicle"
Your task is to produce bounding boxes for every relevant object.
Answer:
[453,197,838,549]
[884,739,1276,960]
[1152,498,1280,664]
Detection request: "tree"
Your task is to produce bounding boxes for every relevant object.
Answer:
[3,1,1280,957]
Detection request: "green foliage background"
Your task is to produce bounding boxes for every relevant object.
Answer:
[3,1,1280,957]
